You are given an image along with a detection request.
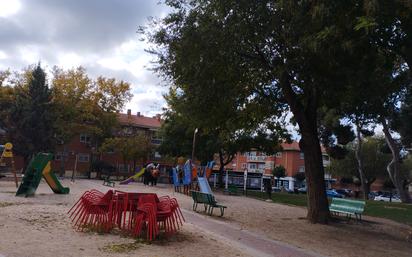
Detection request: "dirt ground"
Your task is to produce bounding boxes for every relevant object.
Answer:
[0,179,411,257]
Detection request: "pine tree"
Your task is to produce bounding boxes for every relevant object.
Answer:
[9,64,55,162]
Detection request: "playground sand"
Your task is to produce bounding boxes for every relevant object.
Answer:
[0,180,250,257]
[1,179,411,257]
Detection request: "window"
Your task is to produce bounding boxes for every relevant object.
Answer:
[299,166,305,173]
[151,132,162,145]
[300,152,304,159]
[55,152,68,161]
[122,127,133,136]
[78,153,90,163]
[276,152,282,158]
[80,134,91,143]
[248,163,257,169]
[258,163,265,169]
[249,151,256,156]
[241,163,247,169]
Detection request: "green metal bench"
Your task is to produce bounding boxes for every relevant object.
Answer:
[103,176,115,187]
[191,191,227,216]
[329,198,365,221]
[227,184,239,195]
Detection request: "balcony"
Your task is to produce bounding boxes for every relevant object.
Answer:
[247,156,266,162]
[247,168,265,173]
[322,159,330,167]
[151,139,162,145]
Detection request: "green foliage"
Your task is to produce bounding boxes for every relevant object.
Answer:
[0,73,14,130]
[100,135,153,165]
[272,165,286,178]
[397,89,412,148]
[145,0,412,221]
[8,64,55,159]
[328,137,391,183]
[51,66,132,148]
[294,172,306,182]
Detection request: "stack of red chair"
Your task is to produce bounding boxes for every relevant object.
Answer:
[68,189,114,232]
[68,190,185,241]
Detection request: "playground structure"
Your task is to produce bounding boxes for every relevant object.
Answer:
[16,153,70,197]
[172,159,214,195]
[0,143,19,187]
[120,168,145,185]
[68,190,184,241]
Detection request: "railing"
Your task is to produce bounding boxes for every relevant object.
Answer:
[151,139,162,145]
[322,160,330,167]
[247,156,266,162]
[247,168,264,173]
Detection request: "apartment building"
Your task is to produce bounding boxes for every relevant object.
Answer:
[53,110,164,177]
[223,141,331,190]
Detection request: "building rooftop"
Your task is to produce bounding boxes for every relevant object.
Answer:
[117,111,162,129]
[281,141,327,153]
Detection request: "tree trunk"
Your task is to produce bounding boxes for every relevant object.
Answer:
[59,144,67,177]
[381,119,411,203]
[280,73,329,223]
[299,132,330,224]
[218,150,225,188]
[355,123,369,200]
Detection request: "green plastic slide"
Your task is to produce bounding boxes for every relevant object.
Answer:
[16,153,69,197]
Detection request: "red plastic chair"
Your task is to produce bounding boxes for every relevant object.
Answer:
[68,190,113,232]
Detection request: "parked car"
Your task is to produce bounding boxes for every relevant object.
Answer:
[368,191,381,199]
[326,189,344,198]
[272,186,281,192]
[297,187,307,194]
[335,189,352,197]
[374,194,401,203]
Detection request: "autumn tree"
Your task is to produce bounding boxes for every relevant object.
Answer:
[51,66,132,176]
[0,70,14,131]
[100,134,153,174]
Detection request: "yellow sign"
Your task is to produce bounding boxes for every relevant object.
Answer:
[5,143,13,150]
[1,142,13,157]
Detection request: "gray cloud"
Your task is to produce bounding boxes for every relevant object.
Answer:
[0,0,170,114]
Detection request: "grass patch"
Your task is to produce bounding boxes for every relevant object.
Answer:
[100,239,147,253]
[0,202,14,207]
[246,191,308,207]
[246,191,412,225]
[363,200,412,225]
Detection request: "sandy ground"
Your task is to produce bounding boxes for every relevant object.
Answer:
[0,179,411,257]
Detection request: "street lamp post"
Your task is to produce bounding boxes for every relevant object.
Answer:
[191,128,198,161]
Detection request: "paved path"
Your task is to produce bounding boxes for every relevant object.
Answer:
[183,209,322,257]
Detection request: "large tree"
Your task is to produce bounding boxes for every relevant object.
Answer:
[160,85,284,187]
[352,0,412,203]
[146,0,385,223]
[8,64,55,162]
[51,66,132,176]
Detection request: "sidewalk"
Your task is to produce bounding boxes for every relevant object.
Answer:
[183,209,322,257]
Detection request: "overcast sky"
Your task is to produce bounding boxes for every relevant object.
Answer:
[0,0,170,117]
